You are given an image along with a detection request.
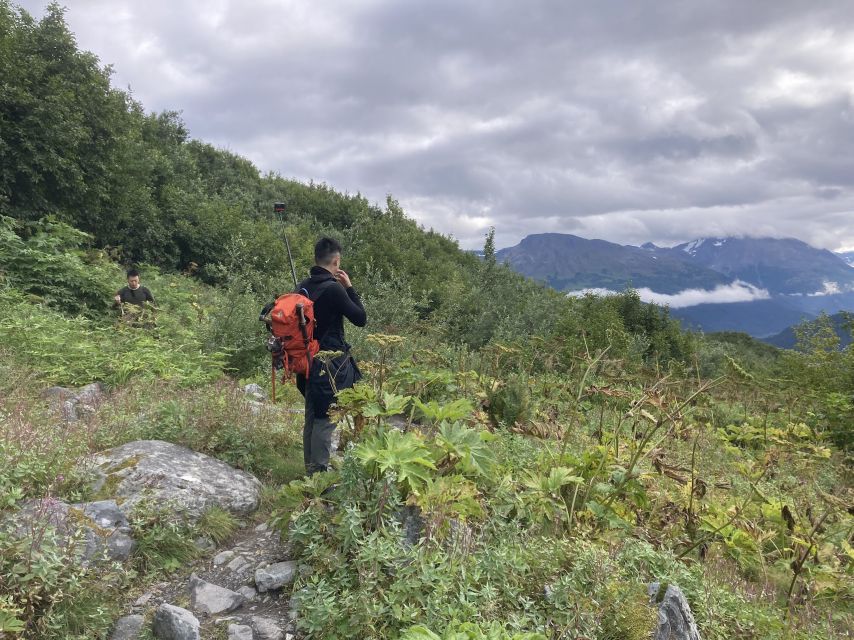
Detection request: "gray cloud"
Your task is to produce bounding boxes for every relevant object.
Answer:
[568,281,772,309]
[15,0,854,251]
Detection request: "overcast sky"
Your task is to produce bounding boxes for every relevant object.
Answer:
[17,0,854,250]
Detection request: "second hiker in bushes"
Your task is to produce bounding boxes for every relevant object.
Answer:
[114,269,155,307]
[297,237,367,475]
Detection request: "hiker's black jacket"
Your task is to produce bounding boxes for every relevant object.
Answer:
[295,266,366,412]
[297,266,366,351]
[117,285,154,306]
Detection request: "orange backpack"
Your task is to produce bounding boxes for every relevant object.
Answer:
[267,292,319,379]
[261,282,336,401]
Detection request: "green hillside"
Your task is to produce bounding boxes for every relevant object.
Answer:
[1,4,853,640]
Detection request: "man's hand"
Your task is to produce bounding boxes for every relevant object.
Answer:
[114,294,121,304]
[335,269,352,288]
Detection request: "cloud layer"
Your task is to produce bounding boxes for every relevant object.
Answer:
[16,0,854,250]
[569,281,771,309]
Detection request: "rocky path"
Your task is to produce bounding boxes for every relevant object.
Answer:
[114,520,297,640]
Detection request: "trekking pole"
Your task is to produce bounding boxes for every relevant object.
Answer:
[271,359,277,403]
[297,303,311,372]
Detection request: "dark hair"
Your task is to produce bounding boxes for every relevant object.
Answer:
[314,237,342,265]
[127,268,140,278]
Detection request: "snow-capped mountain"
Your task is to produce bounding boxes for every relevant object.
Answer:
[496,234,854,336]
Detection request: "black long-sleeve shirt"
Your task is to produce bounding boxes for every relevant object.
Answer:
[297,266,366,350]
[117,285,154,306]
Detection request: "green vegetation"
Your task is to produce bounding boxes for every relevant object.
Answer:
[1,4,853,639]
[271,343,853,640]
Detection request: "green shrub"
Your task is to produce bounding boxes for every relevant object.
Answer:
[0,286,226,387]
[130,500,198,574]
[0,516,125,638]
[0,216,116,315]
[487,374,531,428]
[196,506,238,545]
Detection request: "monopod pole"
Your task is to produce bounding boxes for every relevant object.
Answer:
[284,233,299,291]
[274,202,299,291]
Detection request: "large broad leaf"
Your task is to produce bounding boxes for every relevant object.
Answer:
[522,467,584,494]
[435,421,497,478]
[354,428,436,493]
[414,398,474,424]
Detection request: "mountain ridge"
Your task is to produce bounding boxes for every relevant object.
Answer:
[497,232,854,336]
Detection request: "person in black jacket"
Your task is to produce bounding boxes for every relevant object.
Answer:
[296,237,367,475]
[114,269,155,306]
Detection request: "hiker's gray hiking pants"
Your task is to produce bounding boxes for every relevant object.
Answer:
[303,389,335,475]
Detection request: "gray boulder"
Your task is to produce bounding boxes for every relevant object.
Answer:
[213,550,236,566]
[188,573,245,615]
[42,383,106,423]
[79,500,135,560]
[255,561,297,592]
[227,554,253,576]
[41,386,75,403]
[229,624,254,640]
[76,381,106,407]
[399,505,424,546]
[244,383,267,402]
[9,498,134,563]
[648,583,702,640]
[251,616,284,640]
[88,440,262,519]
[238,586,258,602]
[111,614,145,640]
[153,604,200,640]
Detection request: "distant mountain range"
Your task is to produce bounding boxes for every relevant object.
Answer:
[495,234,729,294]
[496,233,854,338]
[762,312,853,349]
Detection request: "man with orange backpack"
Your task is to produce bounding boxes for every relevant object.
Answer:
[293,237,366,474]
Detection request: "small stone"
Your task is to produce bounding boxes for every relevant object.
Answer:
[251,616,284,640]
[152,603,200,640]
[254,522,268,533]
[195,536,215,552]
[213,550,236,566]
[227,555,252,575]
[387,414,408,430]
[189,573,245,615]
[111,614,144,640]
[255,561,297,592]
[228,624,254,640]
[134,592,153,607]
[238,586,257,601]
